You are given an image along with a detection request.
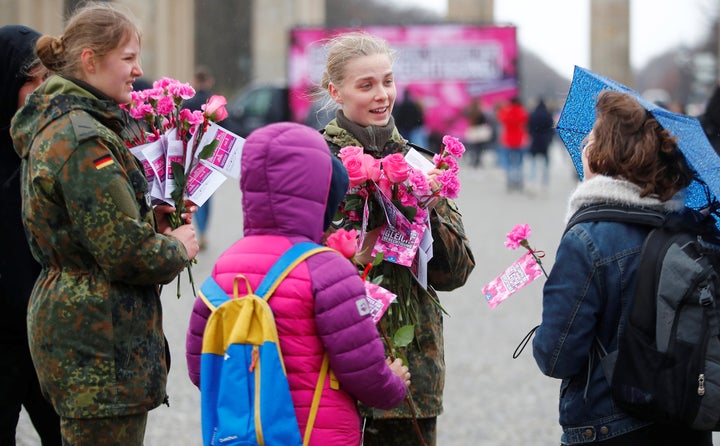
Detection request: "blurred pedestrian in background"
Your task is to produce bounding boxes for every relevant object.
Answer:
[497,97,529,191]
[527,97,555,190]
[700,83,720,155]
[464,97,494,168]
[393,87,428,148]
[0,24,61,446]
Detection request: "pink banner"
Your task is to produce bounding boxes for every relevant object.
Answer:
[289,25,519,138]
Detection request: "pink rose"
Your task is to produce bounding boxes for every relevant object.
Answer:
[381,153,410,183]
[398,187,417,208]
[437,171,460,199]
[179,108,204,134]
[338,146,363,162]
[128,102,154,120]
[152,77,175,90]
[326,228,358,259]
[156,95,175,115]
[442,135,466,158]
[505,223,531,250]
[169,82,196,100]
[202,95,228,122]
[376,176,393,198]
[145,87,166,101]
[408,169,430,195]
[363,154,381,182]
[340,151,368,188]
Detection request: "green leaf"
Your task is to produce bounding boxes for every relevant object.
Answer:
[391,199,417,222]
[372,251,384,266]
[392,324,415,348]
[344,194,363,212]
[198,139,219,160]
[170,161,187,205]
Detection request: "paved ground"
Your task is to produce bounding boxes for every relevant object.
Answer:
[16,142,720,444]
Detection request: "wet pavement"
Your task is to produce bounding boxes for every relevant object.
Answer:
[16,142,719,444]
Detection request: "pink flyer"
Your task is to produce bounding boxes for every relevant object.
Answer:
[363,282,397,324]
[482,252,543,309]
[371,188,425,267]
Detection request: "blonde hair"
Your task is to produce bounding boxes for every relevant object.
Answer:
[310,32,395,114]
[35,1,141,77]
[320,31,395,90]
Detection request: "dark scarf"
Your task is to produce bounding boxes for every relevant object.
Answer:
[335,109,398,155]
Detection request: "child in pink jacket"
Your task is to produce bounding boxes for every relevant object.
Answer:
[186,122,409,445]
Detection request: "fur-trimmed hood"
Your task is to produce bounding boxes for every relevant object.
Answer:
[566,175,685,223]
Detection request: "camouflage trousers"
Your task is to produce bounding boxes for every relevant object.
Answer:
[60,412,147,446]
[362,416,437,446]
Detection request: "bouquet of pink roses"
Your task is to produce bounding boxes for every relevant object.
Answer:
[337,135,464,269]
[334,135,464,331]
[123,77,245,296]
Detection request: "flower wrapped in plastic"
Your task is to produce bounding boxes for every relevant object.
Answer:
[122,77,244,297]
[334,135,464,334]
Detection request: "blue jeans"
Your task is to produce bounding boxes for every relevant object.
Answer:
[195,198,211,235]
[504,147,525,189]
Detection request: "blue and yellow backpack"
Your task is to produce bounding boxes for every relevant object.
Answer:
[199,242,332,446]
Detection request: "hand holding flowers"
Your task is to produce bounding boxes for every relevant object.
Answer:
[123,77,240,297]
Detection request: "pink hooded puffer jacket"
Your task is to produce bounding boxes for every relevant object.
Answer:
[185,122,407,445]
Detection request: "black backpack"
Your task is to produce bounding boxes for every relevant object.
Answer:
[566,204,720,430]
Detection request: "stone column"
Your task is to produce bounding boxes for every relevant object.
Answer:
[590,0,632,87]
[117,0,195,83]
[447,0,493,23]
[0,0,64,35]
[251,0,325,82]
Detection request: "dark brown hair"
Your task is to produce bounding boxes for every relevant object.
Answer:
[586,90,693,201]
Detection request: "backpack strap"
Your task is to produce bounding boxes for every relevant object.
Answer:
[304,354,330,446]
[250,241,333,446]
[198,241,332,310]
[564,203,667,235]
[198,274,232,311]
[255,241,332,299]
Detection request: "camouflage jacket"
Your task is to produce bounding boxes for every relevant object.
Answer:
[10,76,189,418]
[324,118,476,418]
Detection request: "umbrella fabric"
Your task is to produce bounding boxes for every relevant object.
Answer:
[557,66,720,217]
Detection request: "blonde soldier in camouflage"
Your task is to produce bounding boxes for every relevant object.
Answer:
[9,3,198,445]
[319,32,475,446]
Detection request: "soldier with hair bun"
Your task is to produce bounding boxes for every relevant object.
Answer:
[10,2,198,444]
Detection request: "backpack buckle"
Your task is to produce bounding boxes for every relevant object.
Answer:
[699,283,713,306]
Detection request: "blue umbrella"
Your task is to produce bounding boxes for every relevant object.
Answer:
[557,66,720,219]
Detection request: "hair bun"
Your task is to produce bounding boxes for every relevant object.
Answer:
[50,36,64,55]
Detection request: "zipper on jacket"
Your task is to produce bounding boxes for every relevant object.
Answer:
[253,345,265,445]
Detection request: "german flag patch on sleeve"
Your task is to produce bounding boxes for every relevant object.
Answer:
[93,154,114,169]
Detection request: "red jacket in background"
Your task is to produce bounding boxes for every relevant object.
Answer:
[498,101,529,149]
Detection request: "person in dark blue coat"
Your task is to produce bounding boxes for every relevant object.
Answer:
[527,98,555,188]
[0,24,61,446]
